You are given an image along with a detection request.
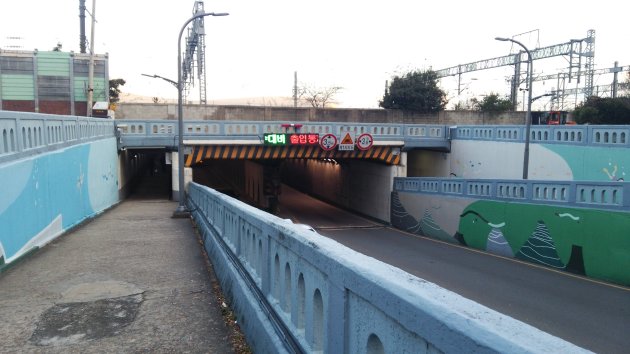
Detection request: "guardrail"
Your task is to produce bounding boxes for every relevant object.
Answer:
[187,182,587,354]
[394,177,630,211]
[0,111,115,165]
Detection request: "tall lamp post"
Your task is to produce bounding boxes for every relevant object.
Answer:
[141,73,178,88]
[495,37,533,180]
[174,11,229,217]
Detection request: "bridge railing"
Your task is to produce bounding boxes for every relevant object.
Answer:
[115,120,449,149]
[187,182,586,354]
[0,111,115,164]
[117,120,630,150]
[394,177,630,211]
[452,124,630,147]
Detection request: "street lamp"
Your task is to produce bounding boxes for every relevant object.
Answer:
[141,73,178,88]
[495,36,533,180]
[173,11,229,217]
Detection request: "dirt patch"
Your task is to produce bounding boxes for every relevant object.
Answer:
[30,294,143,346]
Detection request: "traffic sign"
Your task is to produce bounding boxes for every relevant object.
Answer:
[356,133,374,150]
[339,132,355,151]
[320,133,338,150]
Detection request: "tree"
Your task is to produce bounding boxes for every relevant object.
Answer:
[109,78,126,103]
[573,96,630,124]
[298,85,342,108]
[380,70,447,113]
[470,93,513,113]
[622,71,630,97]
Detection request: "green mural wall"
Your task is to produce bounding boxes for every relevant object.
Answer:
[392,192,630,286]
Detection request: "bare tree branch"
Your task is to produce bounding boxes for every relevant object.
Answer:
[297,85,342,108]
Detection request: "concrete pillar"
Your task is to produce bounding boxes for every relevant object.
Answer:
[171,151,193,201]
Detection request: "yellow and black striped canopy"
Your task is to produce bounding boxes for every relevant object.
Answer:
[185,144,400,166]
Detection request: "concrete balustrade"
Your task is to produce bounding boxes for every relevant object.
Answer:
[0,111,114,164]
[188,182,588,354]
[394,177,630,210]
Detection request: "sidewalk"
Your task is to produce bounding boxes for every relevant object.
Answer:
[0,175,235,353]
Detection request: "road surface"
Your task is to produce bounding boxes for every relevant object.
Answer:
[277,185,630,354]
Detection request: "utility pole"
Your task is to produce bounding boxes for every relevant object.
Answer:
[86,0,96,116]
[293,71,298,108]
[79,0,87,53]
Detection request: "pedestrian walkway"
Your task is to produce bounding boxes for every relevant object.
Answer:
[0,174,235,353]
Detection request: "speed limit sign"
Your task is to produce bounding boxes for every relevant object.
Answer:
[356,133,373,150]
[319,133,338,150]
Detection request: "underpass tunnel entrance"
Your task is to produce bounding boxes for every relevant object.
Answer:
[186,145,407,223]
[119,149,172,200]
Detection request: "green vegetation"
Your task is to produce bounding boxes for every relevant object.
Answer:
[470,93,513,114]
[109,78,126,103]
[573,96,630,124]
[380,70,447,113]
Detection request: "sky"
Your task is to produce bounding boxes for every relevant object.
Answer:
[1,0,628,109]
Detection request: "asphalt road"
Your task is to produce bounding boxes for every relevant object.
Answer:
[277,185,630,354]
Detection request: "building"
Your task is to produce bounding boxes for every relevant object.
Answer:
[0,49,108,116]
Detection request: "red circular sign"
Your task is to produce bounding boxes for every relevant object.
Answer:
[319,133,338,150]
[356,133,373,150]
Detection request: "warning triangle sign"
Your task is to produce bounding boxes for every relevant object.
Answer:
[340,133,354,145]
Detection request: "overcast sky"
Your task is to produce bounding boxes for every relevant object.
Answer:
[1,0,628,109]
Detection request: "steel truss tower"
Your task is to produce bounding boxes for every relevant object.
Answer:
[435,30,598,109]
[182,1,207,104]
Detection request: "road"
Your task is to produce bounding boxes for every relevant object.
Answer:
[277,185,630,354]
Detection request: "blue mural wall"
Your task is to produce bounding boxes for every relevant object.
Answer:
[0,138,119,268]
[441,140,630,182]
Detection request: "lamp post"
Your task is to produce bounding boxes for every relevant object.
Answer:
[141,73,178,88]
[496,37,533,180]
[173,11,229,217]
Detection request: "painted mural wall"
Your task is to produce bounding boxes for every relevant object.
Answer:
[410,140,630,182]
[0,138,119,269]
[391,191,630,286]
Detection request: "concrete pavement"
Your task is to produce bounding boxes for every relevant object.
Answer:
[0,177,236,353]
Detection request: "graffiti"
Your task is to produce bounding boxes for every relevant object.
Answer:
[515,221,565,269]
[391,192,459,244]
[555,212,580,222]
[603,162,626,181]
[420,209,456,243]
[486,228,513,258]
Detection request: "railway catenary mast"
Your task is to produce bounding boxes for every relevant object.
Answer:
[435,30,597,110]
[181,1,208,104]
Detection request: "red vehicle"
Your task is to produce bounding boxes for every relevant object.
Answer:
[532,111,576,125]
[542,111,576,125]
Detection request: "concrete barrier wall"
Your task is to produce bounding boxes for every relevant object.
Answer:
[115,102,524,125]
[392,177,630,286]
[0,137,120,269]
[188,182,588,353]
[283,158,406,222]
